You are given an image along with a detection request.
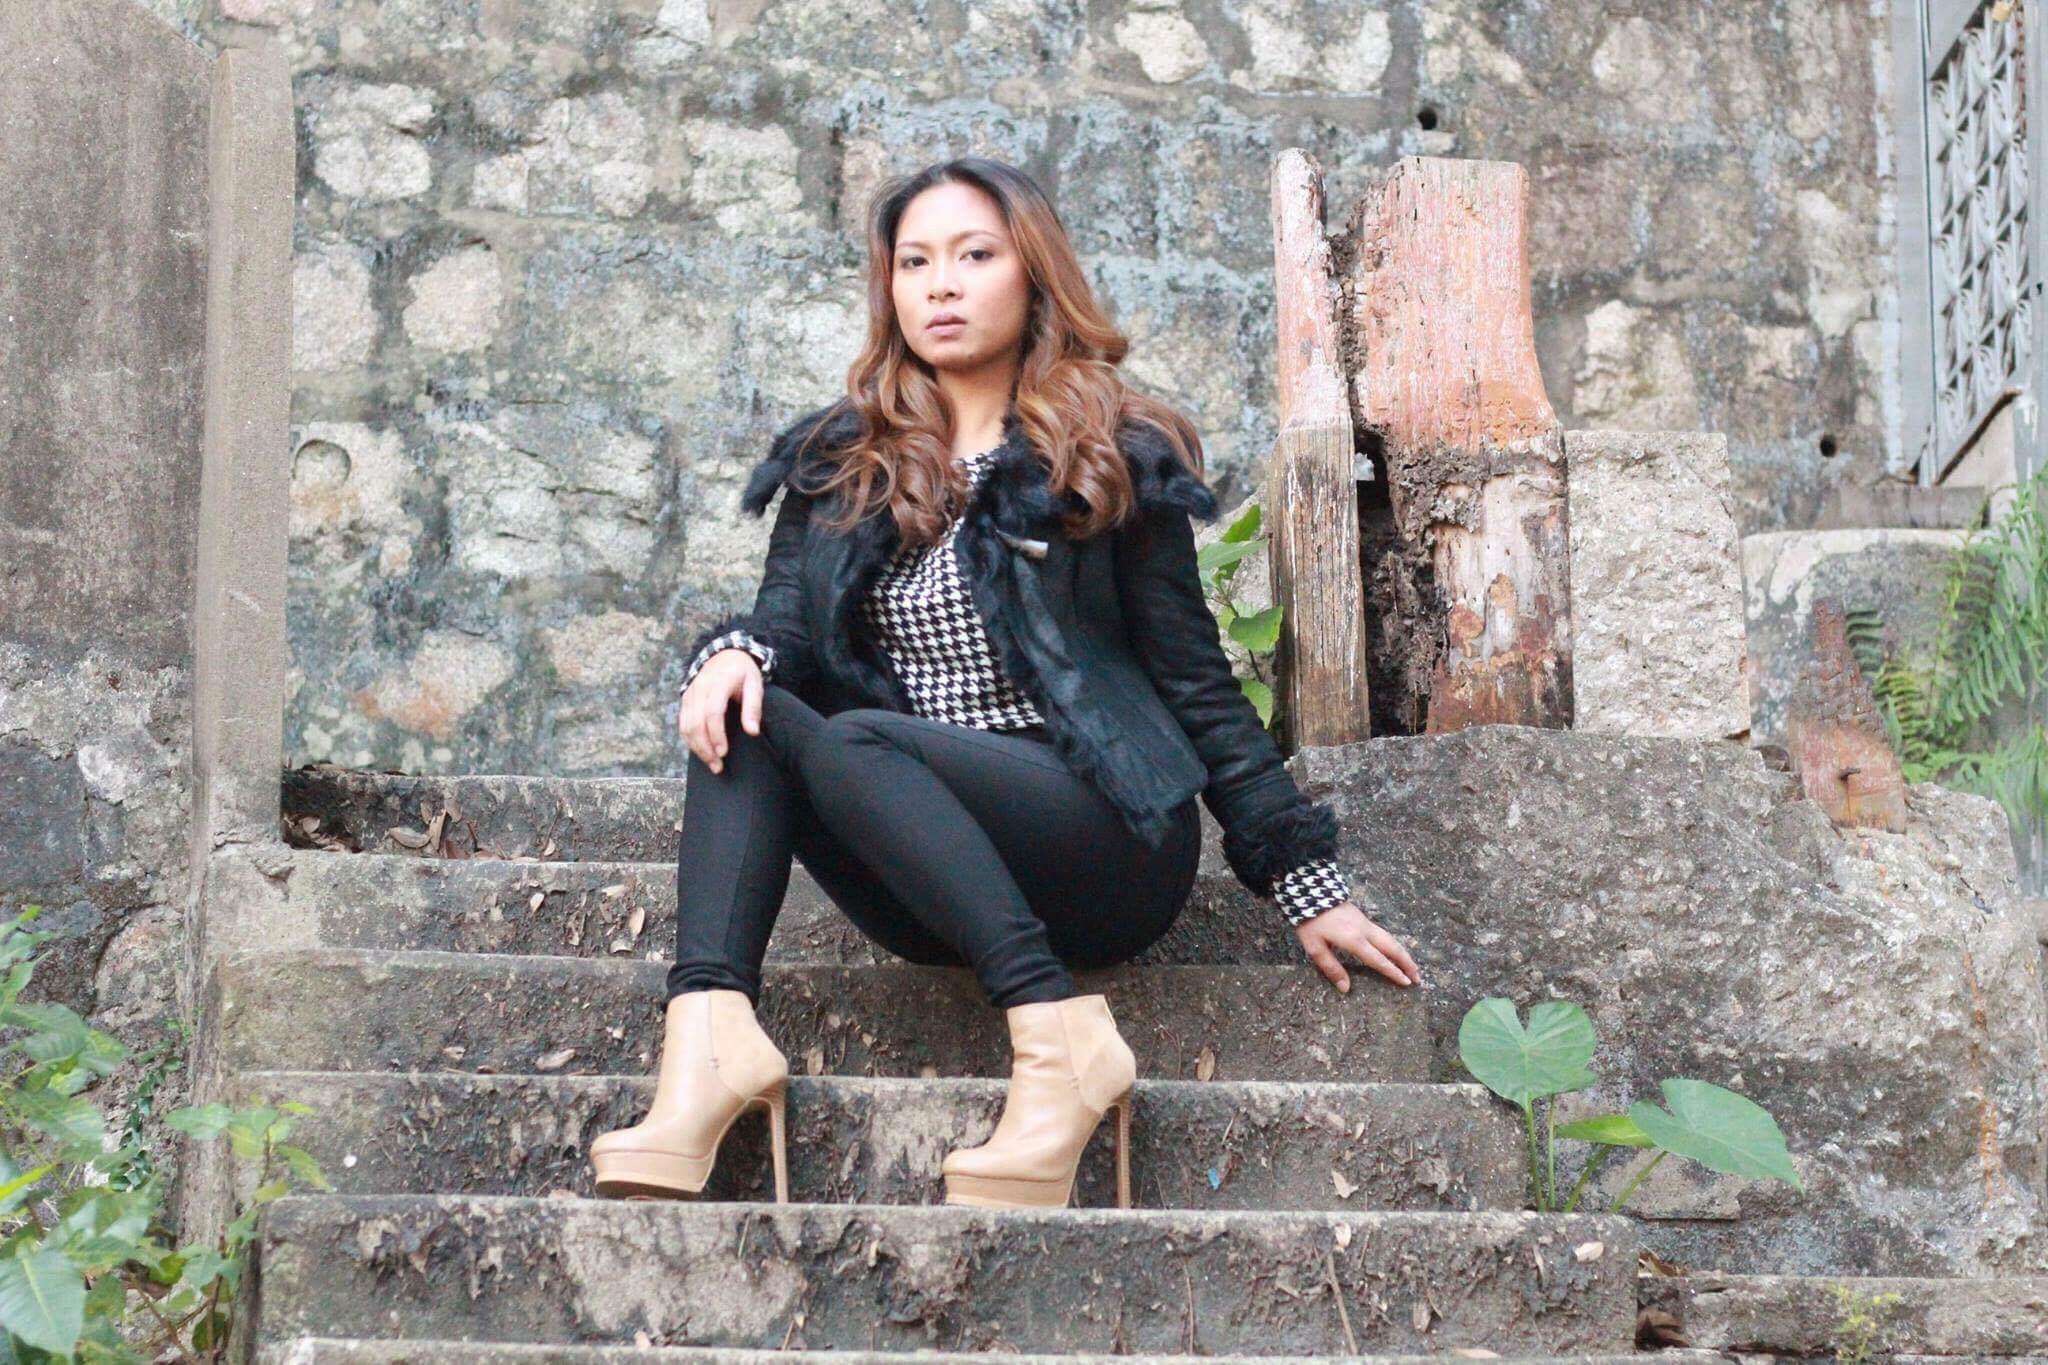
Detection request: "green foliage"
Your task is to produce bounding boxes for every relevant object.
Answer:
[1457,996,1801,1214]
[1828,1281,1905,1364]
[1197,500,1286,729]
[0,906,330,1362]
[1848,466,2048,845]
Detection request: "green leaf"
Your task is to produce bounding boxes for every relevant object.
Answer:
[1457,997,1597,1107]
[1627,1077,1802,1188]
[0,1161,52,1216]
[275,1143,333,1193]
[1227,605,1283,654]
[0,1247,85,1355]
[10,1086,106,1154]
[1240,676,1272,727]
[164,1103,236,1141]
[1196,538,1262,574]
[224,1106,281,1160]
[1221,501,1261,542]
[1554,1112,1654,1146]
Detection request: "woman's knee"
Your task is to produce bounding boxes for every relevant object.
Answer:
[815,707,903,748]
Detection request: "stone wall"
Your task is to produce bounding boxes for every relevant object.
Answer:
[0,1,213,1063]
[169,0,1894,778]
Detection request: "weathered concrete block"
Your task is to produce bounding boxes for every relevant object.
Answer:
[1639,1272,2048,1355]
[1740,528,1970,744]
[225,1070,1525,1213]
[209,950,1433,1084]
[253,1348,1716,1365]
[283,768,686,861]
[254,1347,1719,1365]
[1288,726,2043,1276]
[241,841,1358,968]
[254,1196,1638,1353]
[1564,430,1749,739]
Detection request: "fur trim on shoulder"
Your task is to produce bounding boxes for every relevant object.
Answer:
[738,398,863,517]
[1115,417,1221,523]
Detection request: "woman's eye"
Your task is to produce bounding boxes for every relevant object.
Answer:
[967,248,992,261]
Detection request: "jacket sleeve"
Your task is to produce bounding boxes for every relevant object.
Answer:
[1109,497,1342,909]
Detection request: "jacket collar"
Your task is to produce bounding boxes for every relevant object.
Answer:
[738,399,1221,538]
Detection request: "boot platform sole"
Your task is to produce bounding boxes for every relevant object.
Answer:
[591,1087,787,1202]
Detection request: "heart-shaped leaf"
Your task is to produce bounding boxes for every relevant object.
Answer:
[1628,1078,1802,1188]
[1457,997,1597,1106]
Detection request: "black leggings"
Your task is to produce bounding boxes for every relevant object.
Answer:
[668,683,1202,1009]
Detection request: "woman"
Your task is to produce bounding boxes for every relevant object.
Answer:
[589,156,1422,1211]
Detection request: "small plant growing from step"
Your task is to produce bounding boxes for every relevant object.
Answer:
[1828,1281,1905,1365]
[1197,499,1287,728]
[0,906,332,1362]
[1456,996,1802,1212]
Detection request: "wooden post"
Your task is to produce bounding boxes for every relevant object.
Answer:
[1341,156,1575,732]
[1267,149,1372,748]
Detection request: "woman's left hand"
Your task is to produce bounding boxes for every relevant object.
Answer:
[1293,902,1421,994]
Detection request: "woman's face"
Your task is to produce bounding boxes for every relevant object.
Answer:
[890,181,1030,375]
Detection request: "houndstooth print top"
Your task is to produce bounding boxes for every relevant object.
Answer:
[682,446,1352,925]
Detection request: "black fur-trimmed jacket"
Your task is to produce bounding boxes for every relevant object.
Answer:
[680,399,1341,903]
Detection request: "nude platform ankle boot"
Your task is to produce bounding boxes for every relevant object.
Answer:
[940,992,1137,1209]
[589,987,790,1201]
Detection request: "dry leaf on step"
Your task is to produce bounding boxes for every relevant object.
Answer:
[1330,1169,1357,1199]
[1195,1046,1216,1081]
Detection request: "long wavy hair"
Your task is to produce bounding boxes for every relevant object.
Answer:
[797,155,1207,544]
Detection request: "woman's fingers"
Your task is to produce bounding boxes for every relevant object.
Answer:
[703,685,730,768]
[1304,939,1351,993]
[1300,905,1422,993]
[739,665,763,737]
[1345,934,1410,986]
[1368,923,1422,983]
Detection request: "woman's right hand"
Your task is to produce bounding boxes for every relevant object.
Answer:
[678,649,766,774]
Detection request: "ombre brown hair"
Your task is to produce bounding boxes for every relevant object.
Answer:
[799,156,1207,544]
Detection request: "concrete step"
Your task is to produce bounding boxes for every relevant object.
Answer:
[253,1196,1636,1354]
[229,1070,1523,1211]
[262,847,1316,966]
[257,1341,1720,1364]
[1639,1271,2048,1354]
[209,950,1432,1082]
[283,767,684,862]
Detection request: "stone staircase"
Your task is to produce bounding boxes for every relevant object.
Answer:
[220,767,1648,1359]
[214,764,2048,1360]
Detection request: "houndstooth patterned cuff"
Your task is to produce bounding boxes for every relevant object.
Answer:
[680,629,776,694]
[1273,855,1350,925]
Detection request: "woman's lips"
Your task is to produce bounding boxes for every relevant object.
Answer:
[928,318,966,334]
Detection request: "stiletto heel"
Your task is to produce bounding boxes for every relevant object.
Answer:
[764,1078,790,1204]
[590,989,790,1201]
[941,993,1139,1210]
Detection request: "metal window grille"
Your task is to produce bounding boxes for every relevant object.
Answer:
[1894,0,2045,486]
